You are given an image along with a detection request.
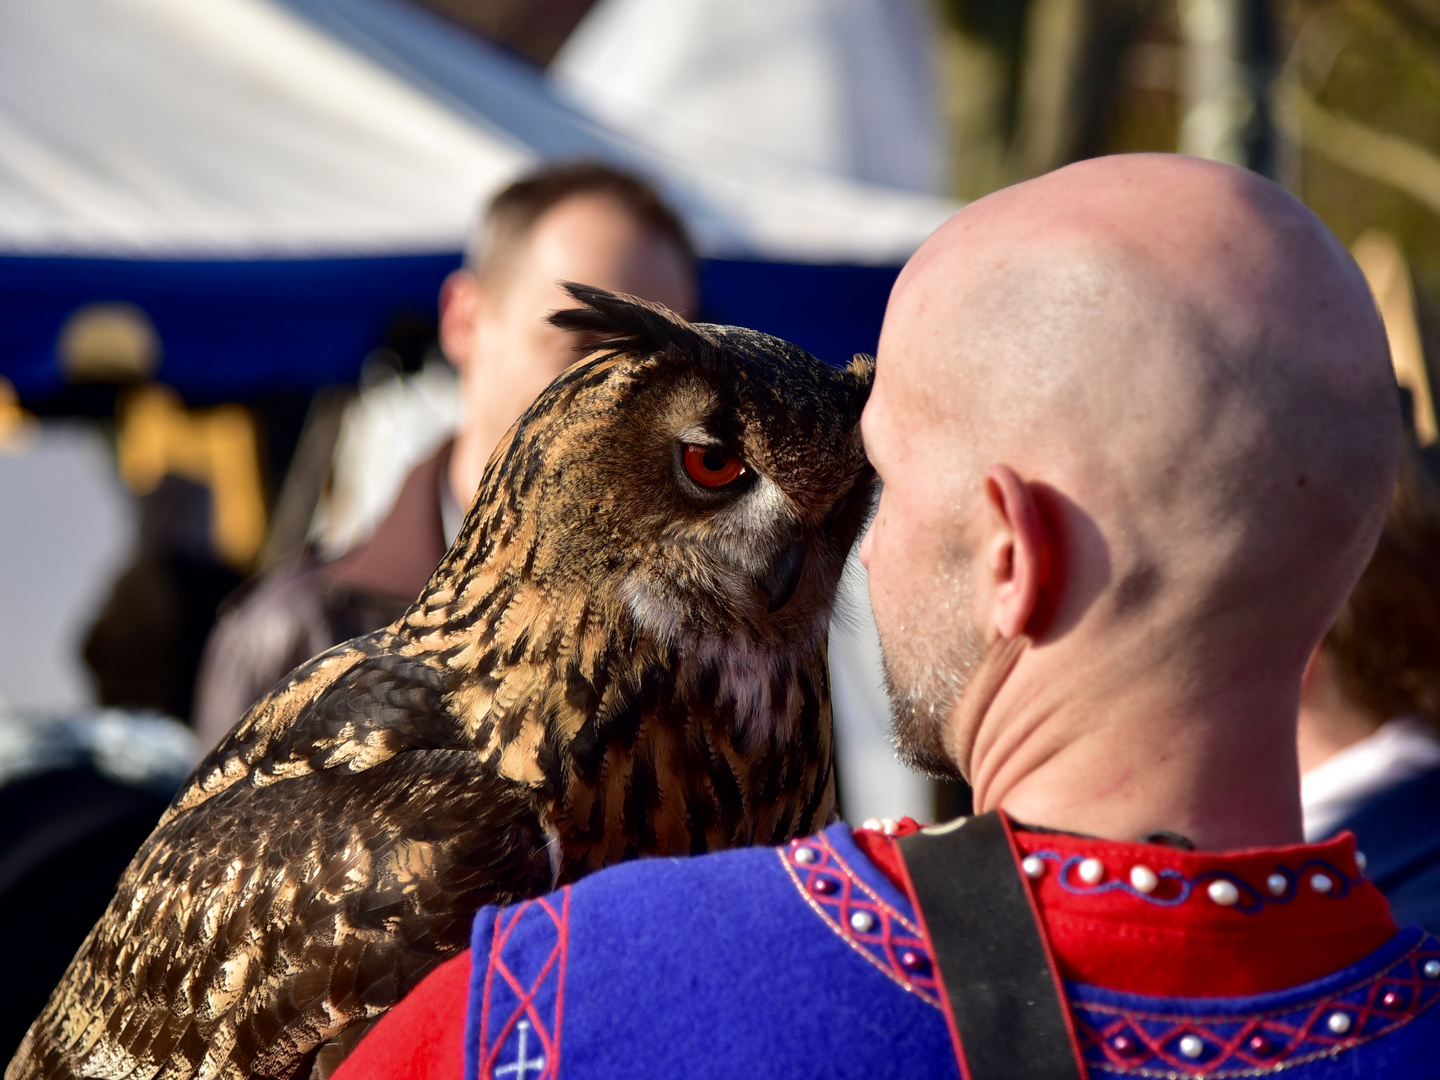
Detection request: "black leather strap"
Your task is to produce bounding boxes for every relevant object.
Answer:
[896,811,1083,1080]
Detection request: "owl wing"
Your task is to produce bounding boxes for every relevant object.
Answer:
[11,647,554,1080]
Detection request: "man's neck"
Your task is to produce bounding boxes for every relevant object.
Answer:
[964,657,1306,851]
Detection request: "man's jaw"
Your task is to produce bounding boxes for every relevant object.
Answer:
[885,685,966,782]
[880,620,985,783]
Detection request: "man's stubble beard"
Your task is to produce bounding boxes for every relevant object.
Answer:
[876,556,987,782]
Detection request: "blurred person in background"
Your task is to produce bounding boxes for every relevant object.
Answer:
[1300,447,1440,930]
[191,162,696,750]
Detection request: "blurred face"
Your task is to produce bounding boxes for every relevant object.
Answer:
[860,317,985,781]
[441,192,696,488]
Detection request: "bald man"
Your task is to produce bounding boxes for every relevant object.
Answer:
[332,155,1439,1080]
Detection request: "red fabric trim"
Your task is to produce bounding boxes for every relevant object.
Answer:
[998,812,1085,1068]
[330,949,470,1080]
[851,817,919,887]
[886,825,973,1080]
[852,822,1399,997]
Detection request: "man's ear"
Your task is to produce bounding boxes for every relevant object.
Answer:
[439,268,485,372]
[981,464,1051,640]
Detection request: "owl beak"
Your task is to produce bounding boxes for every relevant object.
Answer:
[759,539,806,613]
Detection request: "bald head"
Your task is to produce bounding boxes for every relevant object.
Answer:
[863,154,1399,787]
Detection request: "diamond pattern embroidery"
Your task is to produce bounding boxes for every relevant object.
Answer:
[477,889,571,1080]
[779,835,941,1006]
[1076,936,1440,1076]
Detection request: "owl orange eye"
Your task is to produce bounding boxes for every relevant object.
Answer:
[683,444,746,487]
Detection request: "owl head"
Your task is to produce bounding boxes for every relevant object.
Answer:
[489,283,875,648]
[416,285,874,851]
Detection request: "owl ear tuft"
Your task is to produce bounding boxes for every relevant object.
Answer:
[847,353,876,388]
[548,283,707,356]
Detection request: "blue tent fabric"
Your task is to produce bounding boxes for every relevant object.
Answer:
[697,259,898,369]
[2,256,898,403]
[0,253,459,402]
[0,255,898,401]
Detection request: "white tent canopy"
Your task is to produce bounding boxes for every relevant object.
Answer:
[0,0,958,264]
[0,0,522,257]
[554,0,948,196]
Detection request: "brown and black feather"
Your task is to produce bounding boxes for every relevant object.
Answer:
[9,285,875,1080]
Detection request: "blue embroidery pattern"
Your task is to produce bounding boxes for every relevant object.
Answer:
[1026,850,1363,912]
[1075,936,1440,1076]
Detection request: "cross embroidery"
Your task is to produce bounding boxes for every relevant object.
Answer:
[478,894,569,1080]
[494,1019,547,1080]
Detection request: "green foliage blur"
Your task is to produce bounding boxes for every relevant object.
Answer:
[931,0,1440,312]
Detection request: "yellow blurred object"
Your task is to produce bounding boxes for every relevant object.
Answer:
[0,376,37,452]
[1351,230,1435,446]
[58,303,162,383]
[117,384,268,569]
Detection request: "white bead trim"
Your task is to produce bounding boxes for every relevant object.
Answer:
[1178,1034,1205,1058]
[1207,880,1240,907]
[1129,865,1159,894]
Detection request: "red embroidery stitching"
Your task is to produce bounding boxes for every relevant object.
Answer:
[785,833,1437,1076]
[1075,936,1440,1076]
[478,889,572,1080]
[780,835,941,1006]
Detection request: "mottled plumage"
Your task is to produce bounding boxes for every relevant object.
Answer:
[10,286,875,1080]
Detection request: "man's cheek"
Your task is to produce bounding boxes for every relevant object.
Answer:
[864,516,908,630]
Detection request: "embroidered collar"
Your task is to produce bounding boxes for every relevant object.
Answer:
[781,825,942,1007]
[846,818,1398,997]
[1070,928,1440,1076]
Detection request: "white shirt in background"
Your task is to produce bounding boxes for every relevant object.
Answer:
[828,552,933,827]
[1301,715,1440,841]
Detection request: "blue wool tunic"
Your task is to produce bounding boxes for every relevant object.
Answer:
[463,823,1440,1079]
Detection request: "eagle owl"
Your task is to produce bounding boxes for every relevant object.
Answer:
[12,286,876,1080]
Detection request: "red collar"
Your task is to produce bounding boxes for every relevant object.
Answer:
[853,818,1398,997]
